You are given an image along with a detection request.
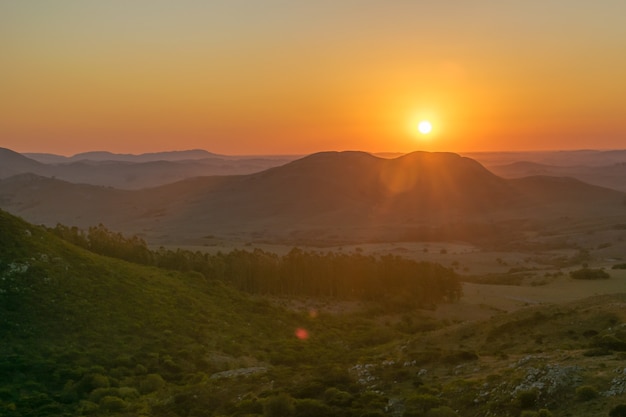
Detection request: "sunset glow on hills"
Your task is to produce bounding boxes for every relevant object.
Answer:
[2,2,625,155]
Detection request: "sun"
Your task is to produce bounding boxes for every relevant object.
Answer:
[418,120,432,135]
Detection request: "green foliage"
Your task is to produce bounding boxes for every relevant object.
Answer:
[610,404,626,417]
[569,267,609,280]
[323,387,353,407]
[47,223,462,306]
[516,389,538,409]
[404,393,445,416]
[592,334,626,352]
[612,263,626,270]
[139,374,166,394]
[294,398,330,417]
[99,395,127,412]
[426,406,459,417]
[4,208,626,417]
[575,385,598,401]
[263,393,295,417]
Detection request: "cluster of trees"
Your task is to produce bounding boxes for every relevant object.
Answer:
[50,224,461,305]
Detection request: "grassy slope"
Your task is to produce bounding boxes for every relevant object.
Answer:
[2,208,626,417]
[0,210,351,415]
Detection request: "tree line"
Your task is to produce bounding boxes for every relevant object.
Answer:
[50,223,462,305]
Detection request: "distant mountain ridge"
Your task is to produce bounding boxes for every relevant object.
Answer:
[1,147,295,189]
[0,147,49,178]
[1,150,624,245]
[25,149,221,163]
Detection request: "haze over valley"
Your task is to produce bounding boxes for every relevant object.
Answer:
[2,147,625,247]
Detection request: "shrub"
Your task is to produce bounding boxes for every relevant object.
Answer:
[575,385,598,401]
[569,268,609,280]
[593,335,626,351]
[516,389,538,409]
[404,393,445,416]
[583,347,612,357]
[294,398,330,417]
[324,387,353,407]
[139,373,166,394]
[99,395,127,412]
[263,393,295,417]
[610,404,626,417]
[426,406,459,417]
[118,386,139,400]
[520,411,553,417]
[89,387,118,403]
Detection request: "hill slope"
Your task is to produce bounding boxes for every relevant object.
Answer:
[0,147,293,189]
[0,148,49,178]
[1,151,624,245]
[1,209,398,416]
[3,209,626,417]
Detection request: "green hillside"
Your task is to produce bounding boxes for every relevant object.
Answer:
[1,209,438,417]
[2,208,626,417]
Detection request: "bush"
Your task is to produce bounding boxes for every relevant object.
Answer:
[294,398,330,417]
[89,387,118,403]
[516,389,538,409]
[610,404,626,417]
[99,395,127,412]
[575,385,598,401]
[324,387,353,407]
[404,393,445,416]
[593,335,626,351]
[426,406,459,417]
[264,393,295,417]
[569,268,609,280]
[139,373,166,394]
[583,347,612,357]
[520,411,553,417]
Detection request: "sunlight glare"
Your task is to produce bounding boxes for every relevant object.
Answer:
[418,120,432,135]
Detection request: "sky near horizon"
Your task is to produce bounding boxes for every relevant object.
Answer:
[2,1,626,156]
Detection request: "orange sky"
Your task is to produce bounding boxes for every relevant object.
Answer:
[2,1,626,156]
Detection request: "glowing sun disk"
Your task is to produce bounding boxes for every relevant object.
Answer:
[418,120,432,134]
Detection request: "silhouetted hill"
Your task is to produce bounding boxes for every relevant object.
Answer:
[1,151,624,245]
[489,161,626,192]
[72,149,221,162]
[24,149,222,163]
[3,147,294,189]
[0,147,49,178]
[467,149,626,167]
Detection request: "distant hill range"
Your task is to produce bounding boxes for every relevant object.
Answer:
[1,147,296,189]
[1,149,624,246]
[464,149,626,192]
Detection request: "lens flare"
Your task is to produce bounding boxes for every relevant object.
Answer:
[295,328,309,340]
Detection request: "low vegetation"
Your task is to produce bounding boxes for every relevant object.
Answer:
[49,223,462,306]
[2,209,626,416]
[569,267,610,280]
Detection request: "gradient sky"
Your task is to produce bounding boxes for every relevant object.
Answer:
[2,1,626,156]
